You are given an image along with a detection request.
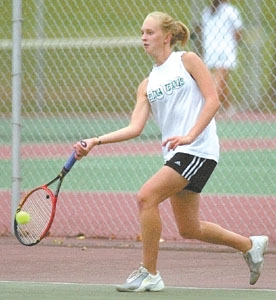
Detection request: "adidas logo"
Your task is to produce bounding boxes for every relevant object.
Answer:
[174,161,181,166]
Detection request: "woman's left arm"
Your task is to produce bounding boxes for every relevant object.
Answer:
[183,51,220,140]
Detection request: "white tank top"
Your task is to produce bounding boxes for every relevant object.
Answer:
[146,51,220,162]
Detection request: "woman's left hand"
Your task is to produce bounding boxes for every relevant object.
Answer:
[162,135,194,150]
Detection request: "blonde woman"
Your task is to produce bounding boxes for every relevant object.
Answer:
[74,12,268,292]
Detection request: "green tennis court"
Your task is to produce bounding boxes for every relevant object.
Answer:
[1,117,276,298]
[2,1,276,299]
[1,116,276,143]
[1,236,275,300]
[1,115,276,241]
[1,282,276,300]
[1,150,275,195]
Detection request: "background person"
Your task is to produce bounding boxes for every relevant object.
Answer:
[200,0,242,114]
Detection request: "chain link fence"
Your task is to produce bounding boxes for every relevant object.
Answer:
[1,0,276,242]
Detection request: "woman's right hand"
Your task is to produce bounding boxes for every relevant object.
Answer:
[74,137,99,160]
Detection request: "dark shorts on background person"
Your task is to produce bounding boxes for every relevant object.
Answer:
[164,152,217,193]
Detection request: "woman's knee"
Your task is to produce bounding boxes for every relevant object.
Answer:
[178,226,201,240]
[137,188,157,211]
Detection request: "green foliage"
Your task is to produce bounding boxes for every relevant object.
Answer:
[1,0,276,114]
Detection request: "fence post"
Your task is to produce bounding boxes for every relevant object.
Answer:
[35,0,46,111]
[241,0,263,110]
[11,0,22,232]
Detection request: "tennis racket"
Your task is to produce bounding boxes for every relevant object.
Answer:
[14,141,86,246]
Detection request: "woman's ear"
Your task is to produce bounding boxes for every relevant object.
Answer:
[164,32,172,44]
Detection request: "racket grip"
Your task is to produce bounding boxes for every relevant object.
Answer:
[63,140,87,174]
[63,151,77,173]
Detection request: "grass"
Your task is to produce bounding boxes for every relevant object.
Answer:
[1,0,276,114]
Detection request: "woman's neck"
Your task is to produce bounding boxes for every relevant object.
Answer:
[153,49,173,66]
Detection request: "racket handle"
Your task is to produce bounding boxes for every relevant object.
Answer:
[63,151,77,173]
[63,140,87,174]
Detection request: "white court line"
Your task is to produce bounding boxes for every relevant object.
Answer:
[1,280,276,293]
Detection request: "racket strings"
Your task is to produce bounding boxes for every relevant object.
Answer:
[16,188,53,245]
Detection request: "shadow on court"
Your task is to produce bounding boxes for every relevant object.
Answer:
[1,236,276,299]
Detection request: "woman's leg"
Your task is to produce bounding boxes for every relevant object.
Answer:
[170,190,252,253]
[213,68,231,110]
[137,166,188,274]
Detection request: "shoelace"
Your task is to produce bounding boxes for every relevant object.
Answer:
[127,267,147,281]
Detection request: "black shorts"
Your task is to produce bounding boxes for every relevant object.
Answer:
[164,153,217,193]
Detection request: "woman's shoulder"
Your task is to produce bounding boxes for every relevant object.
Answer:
[138,77,149,91]
[182,51,201,62]
[181,52,205,74]
[140,77,148,86]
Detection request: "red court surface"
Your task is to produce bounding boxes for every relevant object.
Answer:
[1,236,275,290]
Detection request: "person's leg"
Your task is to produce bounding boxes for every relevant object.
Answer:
[170,190,252,252]
[170,190,269,285]
[137,166,188,274]
[212,68,231,110]
[116,166,188,292]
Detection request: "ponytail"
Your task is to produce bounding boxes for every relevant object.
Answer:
[171,21,190,47]
[145,12,190,48]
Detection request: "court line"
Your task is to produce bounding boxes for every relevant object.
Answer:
[1,280,276,293]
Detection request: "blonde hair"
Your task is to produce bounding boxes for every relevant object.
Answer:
[146,11,190,47]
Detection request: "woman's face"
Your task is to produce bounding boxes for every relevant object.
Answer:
[141,17,168,56]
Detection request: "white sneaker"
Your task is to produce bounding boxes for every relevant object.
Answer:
[243,235,269,285]
[116,265,165,292]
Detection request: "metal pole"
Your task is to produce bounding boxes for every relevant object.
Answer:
[35,0,46,111]
[189,0,205,54]
[241,0,263,111]
[11,0,22,232]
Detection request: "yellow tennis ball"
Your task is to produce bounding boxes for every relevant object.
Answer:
[16,211,30,225]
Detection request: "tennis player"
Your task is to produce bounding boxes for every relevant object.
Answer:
[74,11,268,292]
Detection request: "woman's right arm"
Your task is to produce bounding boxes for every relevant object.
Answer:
[74,78,150,158]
